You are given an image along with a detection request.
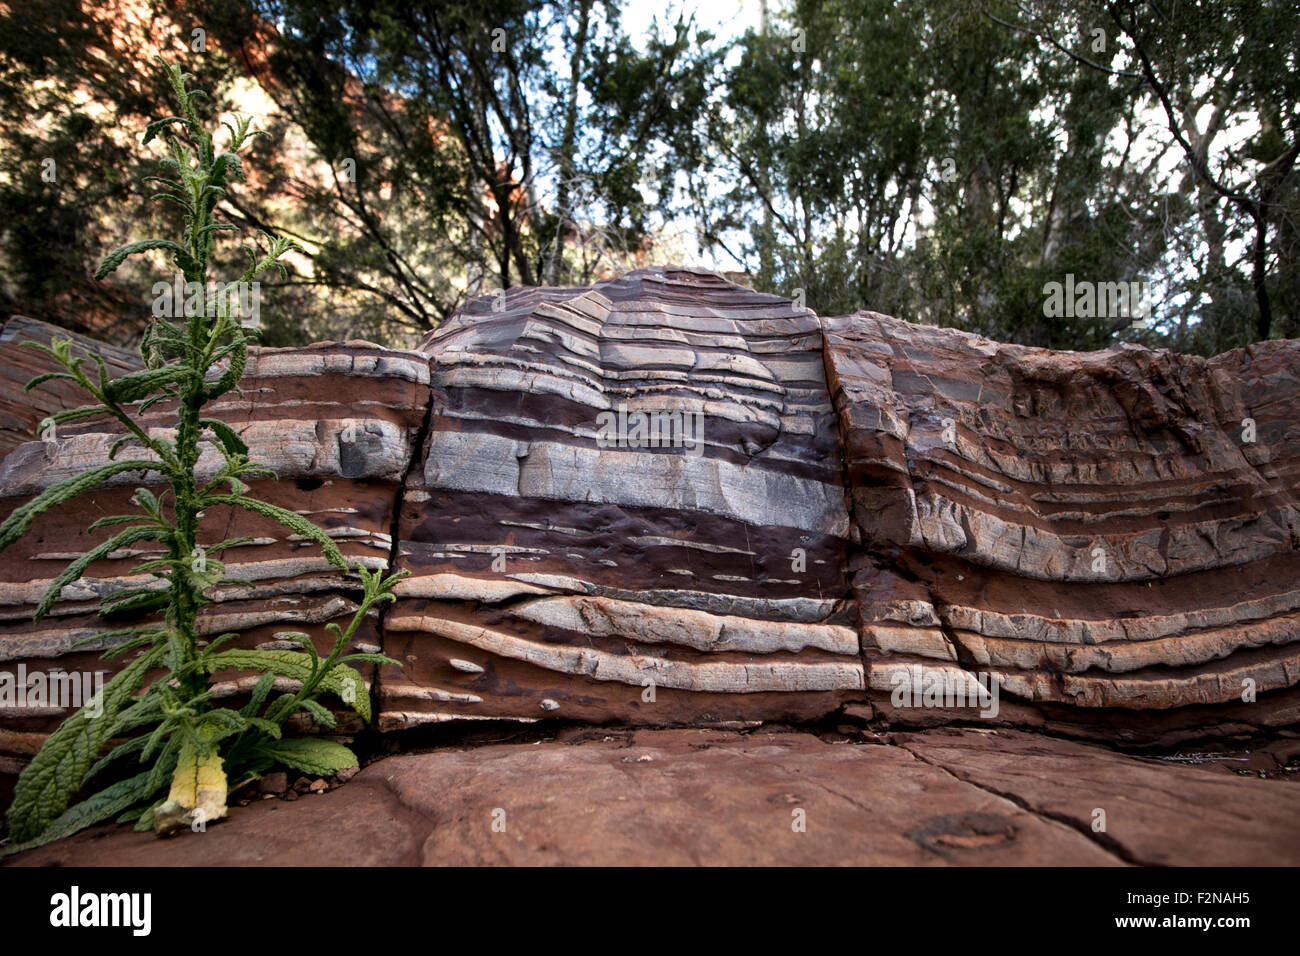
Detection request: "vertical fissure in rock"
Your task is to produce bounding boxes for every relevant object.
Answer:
[370,359,437,719]
[815,316,872,692]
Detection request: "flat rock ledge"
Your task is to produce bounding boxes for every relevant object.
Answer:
[6,728,1298,866]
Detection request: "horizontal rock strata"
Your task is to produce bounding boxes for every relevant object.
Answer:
[825,312,1300,723]
[382,269,858,729]
[0,325,429,795]
[0,317,141,457]
[1,267,1299,788]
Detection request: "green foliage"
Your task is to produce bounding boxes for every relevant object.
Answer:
[4,0,1296,352]
[0,460,163,552]
[698,0,1299,351]
[5,644,165,843]
[258,738,360,777]
[1,59,404,851]
[204,495,348,569]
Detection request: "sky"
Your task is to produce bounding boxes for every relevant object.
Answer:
[615,1,767,271]
[621,0,764,50]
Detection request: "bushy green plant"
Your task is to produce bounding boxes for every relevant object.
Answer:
[0,58,403,850]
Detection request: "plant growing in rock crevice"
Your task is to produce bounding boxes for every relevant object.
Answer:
[0,58,402,850]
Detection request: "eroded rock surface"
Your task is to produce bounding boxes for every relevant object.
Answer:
[1,266,1299,791]
[827,313,1300,735]
[384,270,858,729]
[0,317,141,457]
[7,728,1297,866]
[0,332,429,790]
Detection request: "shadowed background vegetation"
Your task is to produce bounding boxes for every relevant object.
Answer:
[1,0,1296,353]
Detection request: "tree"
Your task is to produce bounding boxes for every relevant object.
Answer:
[989,0,1300,347]
[198,0,716,336]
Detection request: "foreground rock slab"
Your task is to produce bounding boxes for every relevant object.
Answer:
[897,728,1300,865]
[8,728,1297,866]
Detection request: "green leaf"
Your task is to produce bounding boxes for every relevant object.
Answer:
[297,697,338,729]
[241,716,282,740]
[204,495,347,569]
[5,644,165,842]
[48,404,112,426]
[35,526,166,622]
[278,631,318,666]
[82,734,149,787]
[207,536,254,555]
[88,513,153,530]
[205,330,247,399]
[240,671,276,718]
[130,487,163,519]
[94,239,195,280]
[260,738,358,777]
[98,587,169,619]
[100,633,165,661]
[338,653,402,667]
[1,763,170,855]
[107,688,167,733]
[201,650,370,722]
[104,366,194,405]
[141,715,176,762]
[200,418,248,457]
[132,798,165,831]
[0,460,162,553]
[23,372,78,392]
[70,624,158,650]
[116,801,153,825]
[145,735,182,794]
[142,116,188,145]
[212,151,245,183]
[107,435,142,461]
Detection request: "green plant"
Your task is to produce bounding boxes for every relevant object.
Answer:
[0,58,403,850]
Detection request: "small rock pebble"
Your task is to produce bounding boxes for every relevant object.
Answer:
[258,772,288,795]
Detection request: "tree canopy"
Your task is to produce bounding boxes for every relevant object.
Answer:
[1,0,1296,353]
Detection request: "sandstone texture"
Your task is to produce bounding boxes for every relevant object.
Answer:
[0,329,428,793]
[385,270,857,730]
[6,727,1297,866]
[2,266,1300,797]
[827,313,1300,738]
[0,317,141,457]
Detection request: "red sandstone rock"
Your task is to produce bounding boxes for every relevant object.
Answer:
[0,317,141,457]
[6,728,1296,866]
[894,728,1300,865]
[384,270,857,729]
[0,328,429,784]
[825,311,1300,726]
[1,266,1299,789]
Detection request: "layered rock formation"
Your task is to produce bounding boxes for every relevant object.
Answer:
[0,328,428,789]
[827,314,1300,738]
[1,267,1298,789]
[0,317,141,456]
[383,271,858,729]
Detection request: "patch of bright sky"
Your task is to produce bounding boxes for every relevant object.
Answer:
[617,1,766,271]
[621,0,763,56]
